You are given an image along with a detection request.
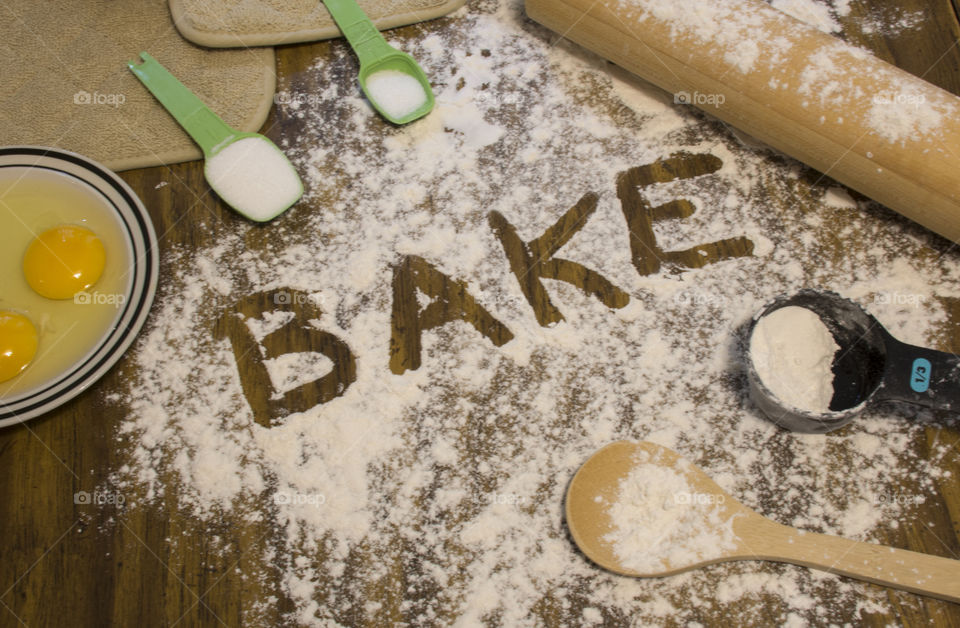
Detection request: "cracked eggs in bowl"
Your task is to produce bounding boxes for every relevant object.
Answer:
[0,147,158,426]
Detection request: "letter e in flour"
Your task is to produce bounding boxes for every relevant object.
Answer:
[616,153,753,276]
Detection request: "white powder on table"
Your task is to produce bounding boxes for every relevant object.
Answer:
[603,459,738,573]
[364,69,428,120]
[770,0,923,38]
[109,1,960,625]
[770,0,843,34]
[205,136,303,222]
[751,306,840,413]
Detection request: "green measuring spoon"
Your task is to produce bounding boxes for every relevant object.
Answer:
[321,0,435,124]
[127,52,303,222]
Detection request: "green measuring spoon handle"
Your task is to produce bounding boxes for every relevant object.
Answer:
[127,52,237,156]
[321,0,395,67]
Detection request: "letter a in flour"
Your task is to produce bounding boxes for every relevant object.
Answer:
[489,193,630,327]
[390,255,514,374]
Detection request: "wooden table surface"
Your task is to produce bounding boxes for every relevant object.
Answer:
[2,1,960,626]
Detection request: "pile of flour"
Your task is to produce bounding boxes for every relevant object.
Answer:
[751,305,840,413]
[603,457,738,573]
[110,1,959,625]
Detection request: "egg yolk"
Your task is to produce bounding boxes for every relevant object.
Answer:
[23,225,105,300]
[0,311,38,383]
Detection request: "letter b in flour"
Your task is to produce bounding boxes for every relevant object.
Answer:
[214,289,357,427]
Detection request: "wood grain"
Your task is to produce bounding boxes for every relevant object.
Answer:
[1,1,959,626]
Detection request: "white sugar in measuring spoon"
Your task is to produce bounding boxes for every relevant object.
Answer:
[320,0,434,124]
[129,52,303,222]
[204,138,302,222]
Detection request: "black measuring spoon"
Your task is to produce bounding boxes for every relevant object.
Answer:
[746,290,960,433]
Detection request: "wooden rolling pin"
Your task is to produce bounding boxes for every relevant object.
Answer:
[526,0,960,243]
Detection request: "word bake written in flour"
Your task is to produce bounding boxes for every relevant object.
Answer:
[219,152,753,426]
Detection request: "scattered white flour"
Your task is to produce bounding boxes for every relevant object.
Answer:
[856,7,926,37]
[823,185,857,209]
[365,69,429,120]
[205,136,303,221]
[613,0,955,144]
[751,306,840,413]
[770,0,843,34]
[770,1,951,144]
[110,1,960,625]
[611,0,785,73]
[603,457,738,572]
[767,0,922,38]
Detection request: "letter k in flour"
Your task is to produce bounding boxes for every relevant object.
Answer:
[489,193,630,327]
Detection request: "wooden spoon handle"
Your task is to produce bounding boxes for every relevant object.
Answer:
[739,517,960,603]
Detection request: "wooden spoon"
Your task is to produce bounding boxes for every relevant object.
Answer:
[566,441,960,603]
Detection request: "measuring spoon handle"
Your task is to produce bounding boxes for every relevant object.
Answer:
[127,52,237,156]
[321,0,395,66]
[876,334,960,413]
[742,517,960,603]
